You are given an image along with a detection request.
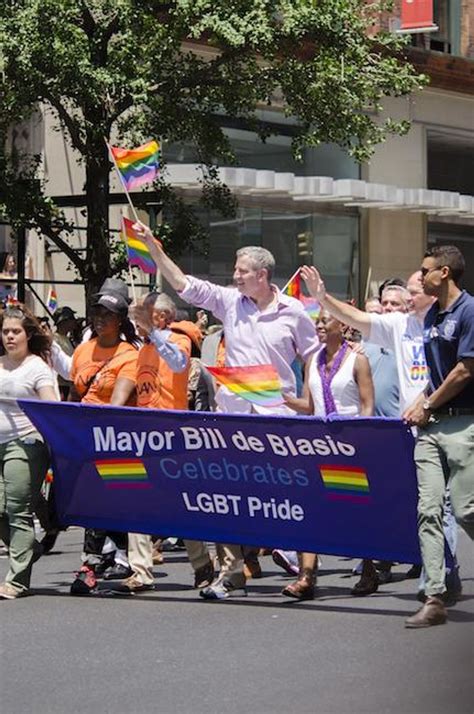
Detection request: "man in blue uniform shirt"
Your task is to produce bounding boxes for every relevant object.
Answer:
[404,245,474,628]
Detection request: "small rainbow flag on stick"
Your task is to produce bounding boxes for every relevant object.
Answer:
[282,270,302,300]
[319,465,371,504]
[206,364,285,408]
[95,458,151,489]
[121,217,157,274]
[47,287,58,314]
[110,140,160,191]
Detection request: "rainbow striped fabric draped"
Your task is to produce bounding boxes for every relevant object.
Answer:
[206,364,284,408]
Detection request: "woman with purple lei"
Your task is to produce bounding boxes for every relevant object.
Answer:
[284,310,375,600]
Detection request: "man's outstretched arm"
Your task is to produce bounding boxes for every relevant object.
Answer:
[300,265,371,339]
[133,222,187,292]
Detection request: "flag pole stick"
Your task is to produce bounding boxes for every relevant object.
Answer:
[281,267,301,293]
[120,212,138,303]
[106,139,141,224]
[364,265,372,302]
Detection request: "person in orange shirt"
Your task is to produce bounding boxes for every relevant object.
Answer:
[135,292,192,410]
[69,287,141,595]
[112,292,216,594]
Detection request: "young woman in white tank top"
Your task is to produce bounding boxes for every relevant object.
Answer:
[283,310,375,600]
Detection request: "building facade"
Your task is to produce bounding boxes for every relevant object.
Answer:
[1,1,472,316]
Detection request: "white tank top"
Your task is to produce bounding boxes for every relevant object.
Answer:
[308,347,360,417]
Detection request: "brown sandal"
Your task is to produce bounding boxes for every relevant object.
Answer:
[282,574,315,600]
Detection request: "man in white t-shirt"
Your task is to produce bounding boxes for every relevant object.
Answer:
[300,269,432,416]
[300,267,460,595]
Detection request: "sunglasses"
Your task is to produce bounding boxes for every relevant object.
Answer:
[420,266,442,278]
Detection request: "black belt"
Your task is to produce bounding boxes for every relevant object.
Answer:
[436,407,474,417]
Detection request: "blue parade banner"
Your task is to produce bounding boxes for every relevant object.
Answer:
[20,400,421,563]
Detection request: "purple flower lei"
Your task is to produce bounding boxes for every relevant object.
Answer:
[317,341,349,416]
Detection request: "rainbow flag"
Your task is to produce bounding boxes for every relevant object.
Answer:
[319,465,371,503]
[282,271,301,300]
[5,295,19,307]
[206,364,284,408]
[47,287,58,314]
[300,295,320,321]
[121,217,156,274]
[110,140,160,191]
[95,458,151,489]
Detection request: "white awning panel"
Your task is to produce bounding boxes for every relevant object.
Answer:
[165,164,474,218]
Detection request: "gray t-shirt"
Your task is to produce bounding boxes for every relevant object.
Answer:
[0,355,54,443]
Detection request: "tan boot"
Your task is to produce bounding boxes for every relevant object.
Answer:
[405,596,447,628]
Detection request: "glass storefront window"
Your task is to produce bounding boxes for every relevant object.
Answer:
[178,206,359,302]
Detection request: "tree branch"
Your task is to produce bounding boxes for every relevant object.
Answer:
[79,1,96,37]
[35,221,85,272]
[43,94,87,155]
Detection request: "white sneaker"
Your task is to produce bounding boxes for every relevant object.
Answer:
[272,549,299,576]
[199,579,247,600]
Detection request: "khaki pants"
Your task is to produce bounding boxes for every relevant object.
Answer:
[127,534,211,585]
[0,436,50,593]
[215,543,246,588]
[415,415,474,596]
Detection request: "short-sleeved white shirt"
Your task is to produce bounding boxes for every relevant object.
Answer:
[0,355,55,443]
[369,312,428,413]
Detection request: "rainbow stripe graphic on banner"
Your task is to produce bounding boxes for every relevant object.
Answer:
[95,458,151,489]
[300,295,320,321]
[121,217,156,274]
[319,465,371,503]
[110,140,160,191]
[206,365,284,408]
[282,272,302,300]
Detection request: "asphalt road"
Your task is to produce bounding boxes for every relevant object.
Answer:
[0,529,473,714]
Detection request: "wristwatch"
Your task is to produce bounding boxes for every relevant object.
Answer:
[422,399,432,412]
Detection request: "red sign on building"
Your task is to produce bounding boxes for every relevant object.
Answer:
[401,0,434,30]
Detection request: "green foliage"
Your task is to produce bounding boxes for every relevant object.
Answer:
[0,0,427,295]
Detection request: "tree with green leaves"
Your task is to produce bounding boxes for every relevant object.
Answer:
[0,0,427,300]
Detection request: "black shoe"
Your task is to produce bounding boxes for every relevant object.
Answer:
[32,540,44,564]
[376,569,393,585]
[103,564,133,580]
[405,564,422,579]
[41,530,59,555]
[194,560,215,589]
[94,553,116,578]
[351,574,379,596]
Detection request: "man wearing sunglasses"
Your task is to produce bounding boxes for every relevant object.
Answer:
[403,245,474,628]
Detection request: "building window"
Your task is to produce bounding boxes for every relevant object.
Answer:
[411,0,462,56]
[178,206,359,301]
[427,131,474,195]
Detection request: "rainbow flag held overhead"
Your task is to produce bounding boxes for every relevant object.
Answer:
[121,217,156,274]
[319,465,371,503]
[282,271,301,300]
[300,295,320,321]
[110,140,160,191]
[95,458,151,489]
[206,364,285,408]
[47,287,58,314]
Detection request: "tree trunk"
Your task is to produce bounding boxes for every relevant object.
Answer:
[84,129,111,307]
